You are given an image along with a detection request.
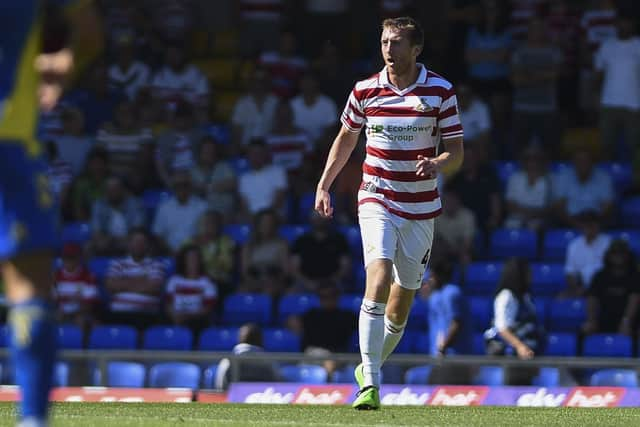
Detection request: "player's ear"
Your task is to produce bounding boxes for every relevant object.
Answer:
[413,44,423,58]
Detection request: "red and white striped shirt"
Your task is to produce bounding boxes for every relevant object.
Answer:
[341,64,463,220]
[166,275,218,314]
[106,257,165,313]
[54,267,99,315]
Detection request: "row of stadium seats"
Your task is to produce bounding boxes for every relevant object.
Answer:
[10,361,636,389]
[8,322,636,357]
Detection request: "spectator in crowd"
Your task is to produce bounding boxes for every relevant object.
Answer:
[464,0,512,131]
[45,140,72,209]
[287,281,356,377]
[151,0,196,43]
[240,209,289,296]
[553,149,614,227]
[238,139,288,218]
[96,101,153,178]
[457,82,491,158]
[300,0,351,53]
[105,228,166,329]
[484,257,544,385]
[107,34,150,100]
[215,323,281,390]
[89,176,146,255]
[152,171,208,253]
[151,44,209,112]
[53,243,100,331]
[510,18,563,153]
[127,140,164,195]
[71,147,110,221]
[192,211,236,295]
[564,210,612,296]
[423,258,472,384]
[595,15,640,167]
[265,101,313,176]
[433,185,476,267]
[190,136,237,220]
[447,141,502,233]
[312,41,355,106]
[155,101,204,187]
[504,144,554,231]
[165,244,218,333]
[231,67,279,148]
[290,72,338,144]
[50,107,93,176]
[290,211,351,293]
[237,0,286,56]
[583,239,640,335]
[258,29,308,99]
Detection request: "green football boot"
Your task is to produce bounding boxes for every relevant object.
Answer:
[352,385,380,410]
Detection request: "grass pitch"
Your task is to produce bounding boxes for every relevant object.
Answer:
[0,403,638,426]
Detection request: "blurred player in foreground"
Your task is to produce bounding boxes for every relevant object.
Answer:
[315,17,464,409]
[0,1,97,426]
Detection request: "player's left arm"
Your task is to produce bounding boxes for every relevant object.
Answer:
[416,137,463,178]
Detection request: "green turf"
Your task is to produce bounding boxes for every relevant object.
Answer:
[0,403,638,426]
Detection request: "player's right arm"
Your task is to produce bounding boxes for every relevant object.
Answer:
[315,125,360,218]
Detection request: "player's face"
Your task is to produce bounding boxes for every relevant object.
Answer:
[380,27,420,75]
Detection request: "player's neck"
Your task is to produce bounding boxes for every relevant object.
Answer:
[387,64,420,91]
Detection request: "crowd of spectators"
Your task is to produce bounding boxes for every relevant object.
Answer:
[34,0,640,368]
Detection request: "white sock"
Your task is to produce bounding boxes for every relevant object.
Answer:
[381,316,406,364]
[359,298,386,388]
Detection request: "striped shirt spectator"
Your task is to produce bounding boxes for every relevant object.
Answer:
[258,30,308,98]
[53,243,99,318]
[151,45,209,109]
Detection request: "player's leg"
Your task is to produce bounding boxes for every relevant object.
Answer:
[0,145,58,427]
[381,283,415,363]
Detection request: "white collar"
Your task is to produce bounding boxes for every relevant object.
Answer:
[379,63,428,95]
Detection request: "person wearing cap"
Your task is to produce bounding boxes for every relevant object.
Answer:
[53,243,100,330]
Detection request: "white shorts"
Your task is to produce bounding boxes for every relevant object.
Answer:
[358,202,435,290]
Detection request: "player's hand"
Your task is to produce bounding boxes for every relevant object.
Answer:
[315,188,333,218]
[35,48,73,112]
[515,343,534,360]
[416,155,439,178]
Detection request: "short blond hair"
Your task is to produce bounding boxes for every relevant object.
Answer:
[382,16,424,47]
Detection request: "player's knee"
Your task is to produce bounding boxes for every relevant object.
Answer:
[365,259,393,288]
[385,311,408,328]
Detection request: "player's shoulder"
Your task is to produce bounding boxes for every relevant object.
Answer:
[424,69,454,91]
[352,72,382,94]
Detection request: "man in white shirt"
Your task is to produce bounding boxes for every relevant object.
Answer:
[564,210,612,296]
[457,82,491,160]
[290,73,338,143]
[595,15,640,163]
[238,139,288,218]
[152,171,208,252]
[107,36,150,100]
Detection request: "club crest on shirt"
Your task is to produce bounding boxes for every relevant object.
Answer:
[414,99,433,113]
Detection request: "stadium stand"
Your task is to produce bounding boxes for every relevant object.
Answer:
[148,363,202,389]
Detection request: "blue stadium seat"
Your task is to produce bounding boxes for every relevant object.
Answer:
[278,224,310,244]
[93,362,146,387]
[88,325,138,350]
[468,296,493,332]
[339,294,362,313]
[599,162,633,195]
[545,332,577,356]
[534,297,549,327]
[60,222,91,244]
[263,328,301,352]
[298,192,316,221]
[143,326,193,351]
[149,362,201,389]
[229,156,250,174]
[471,333,486,355]
[472,366,504,386]
[58,324,83,349]
[609,230,640,257]
[88,257,114,281]
[331,364,356,383]
[590,369,638,387]
[206,123,231,145]
[222,293,272,325]
[198,327,238,351]
[542,229,578,261]
[583,334,632,358]
[338,225,363,260]
[621,197,640,228]
[532,367,560,387]
[222,224,251,245]
[279,365,328,384]
[548,299,586,332]
[277,294,320,324]
[53,361,70,387]
[550,161,571,175]
[141,189,171,219]
[404,365,433,385]
[202,364,219,389]
[465,262,504,296]
[407,298,428,331]
[412,332,430,354]
[530,263,566,296]
[396,330,417,354]
[494,161,520,188]
[157,257,176,277]
[489,228,538,259]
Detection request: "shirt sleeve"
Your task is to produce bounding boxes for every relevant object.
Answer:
[594,43,607,71]
[494,289,518,330]
[340,89,365,132]
[438,87,464,140]
[564,240,579,275]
